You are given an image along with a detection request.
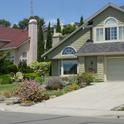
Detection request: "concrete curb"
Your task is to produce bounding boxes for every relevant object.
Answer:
[1,103,124,119]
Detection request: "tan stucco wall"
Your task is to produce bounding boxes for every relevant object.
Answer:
[47,28,90,59]
[15,41,30,65]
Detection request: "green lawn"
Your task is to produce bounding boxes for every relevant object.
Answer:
[0,84,17,94]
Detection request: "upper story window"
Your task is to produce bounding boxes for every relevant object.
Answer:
[105,18,117,41]
[105,18,117,26]
[62,47,76,55]
[105,27,117,40]
[95,17,124,42]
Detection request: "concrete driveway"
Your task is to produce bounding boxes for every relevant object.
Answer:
[40,82,124,110]
[1,82,124,117]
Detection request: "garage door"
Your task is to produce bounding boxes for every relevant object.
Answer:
[107,58,124,81]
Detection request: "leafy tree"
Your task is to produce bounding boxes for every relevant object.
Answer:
[56,18,61,33]
[46,22,52,51]
[0,19,11,27]
[18,16,44,30]
[80,16,84,26]
[18,18,29,29]
[12,24,19,29]
[30,16,44,28]
[0,54,17,74]
[62,24,76,35]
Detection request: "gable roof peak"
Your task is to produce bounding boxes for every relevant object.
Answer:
[41,3,124,58]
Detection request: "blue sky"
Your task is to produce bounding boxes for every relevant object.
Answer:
[0,0,123,25]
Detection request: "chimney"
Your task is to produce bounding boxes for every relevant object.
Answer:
[28,19,38,64]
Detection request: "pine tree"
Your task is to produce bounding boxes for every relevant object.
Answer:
[80,16,84,26]
[56,18,61,33]
[46,22,52,51]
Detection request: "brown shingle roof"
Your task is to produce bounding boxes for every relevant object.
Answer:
[77,42,124,56]
[0,27,29,50]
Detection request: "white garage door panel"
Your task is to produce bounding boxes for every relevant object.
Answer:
[107,58,124,81]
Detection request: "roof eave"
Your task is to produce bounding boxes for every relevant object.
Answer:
[84,3,124,23]
[0,38,30,51]
[76,52,124,56]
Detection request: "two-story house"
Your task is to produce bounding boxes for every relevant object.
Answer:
[42,3,124,82]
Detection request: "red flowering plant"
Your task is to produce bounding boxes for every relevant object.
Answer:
[15,80,49,103]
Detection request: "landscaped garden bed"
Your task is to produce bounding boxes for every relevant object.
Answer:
[0,55,95,106]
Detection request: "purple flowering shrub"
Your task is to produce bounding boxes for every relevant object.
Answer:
[15,80,49,102]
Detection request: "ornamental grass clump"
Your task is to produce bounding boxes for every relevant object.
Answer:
[15,80,49,103]
[46,77,65,90]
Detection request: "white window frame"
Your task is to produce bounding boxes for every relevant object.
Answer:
[94,17,124,43]
[61,60,78,76]
[119,26,124,40]
[61,46,77,56]
[20,52,27,62]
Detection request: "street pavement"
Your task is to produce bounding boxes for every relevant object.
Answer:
[0,111,124,124]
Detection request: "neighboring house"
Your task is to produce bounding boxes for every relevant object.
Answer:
[42,3,124,82]
[0,19,38,65]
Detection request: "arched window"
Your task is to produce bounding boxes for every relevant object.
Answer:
[62,47,76,55]
[96,17,124,41]
[104,17,118,40]
[105,17,117,26]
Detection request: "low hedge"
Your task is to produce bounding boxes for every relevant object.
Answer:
[23,73,40,79]
[0,74,12,85]
[23,73,44,84]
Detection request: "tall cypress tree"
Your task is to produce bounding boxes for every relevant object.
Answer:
[80,16,84,26]
[46,22,52,51]
[56,18,61,33]
[37,27,44,61]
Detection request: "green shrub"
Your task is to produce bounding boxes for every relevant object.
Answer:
[18,61,33,73]
[61,76,78,85]
[24,73,44,84]
[7,64,18,73]
[78,73,95,86]
[0,58,18,74]
[65,83,80,92]
[24,73,39,79]
[30,61,51,76]
[35,76,44,84]
[0,74,12,85]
